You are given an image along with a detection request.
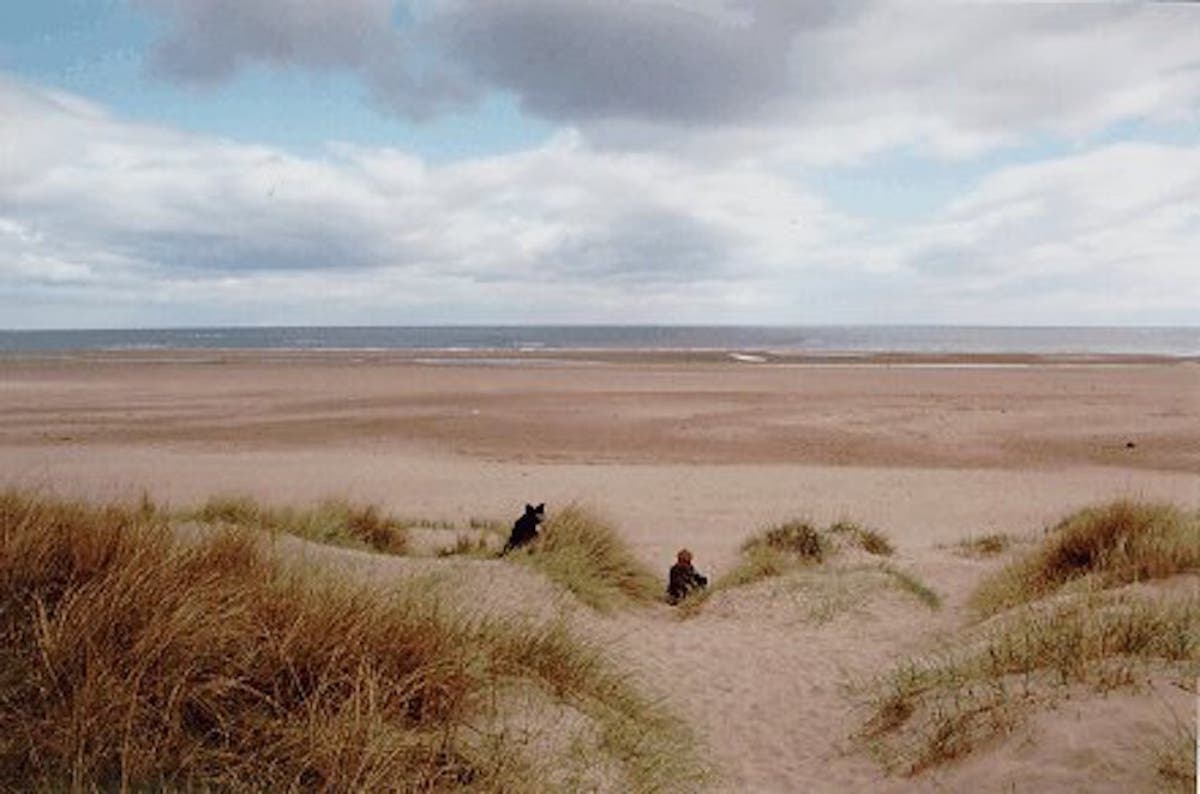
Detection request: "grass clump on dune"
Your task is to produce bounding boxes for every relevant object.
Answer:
[860,499,1200,777]
[679,519,913,617]
[829,520,896,557]
[0,490,704,791]
[713,520,832,596]
[724,518,897,589]
[184,494,410,555]
[1154,715,1198,793]
[953,532,1014,558]
[436,533,496,559]
[876,564,942,610]
[509,504,661,612]
[970,500,1200,617]
[747,520,830,561]
[860,589,1199,775]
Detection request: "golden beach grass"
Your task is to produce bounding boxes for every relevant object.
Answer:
[678,518,919,616]
[505,504,662,612]
[184,494,411,555]
[860,588,1199,775]
[861,500,1200,776]
[0,490,701,791]
[970,500,1200,616]
[951,532,1015,558]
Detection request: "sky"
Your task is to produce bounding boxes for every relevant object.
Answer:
[1,0,1199,328]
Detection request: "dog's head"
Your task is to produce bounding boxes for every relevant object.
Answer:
[525,503,546,524]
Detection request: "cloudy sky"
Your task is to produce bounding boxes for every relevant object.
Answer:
[2,0,1199,328]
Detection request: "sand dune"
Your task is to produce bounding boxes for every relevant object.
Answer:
[1,351,1196,791]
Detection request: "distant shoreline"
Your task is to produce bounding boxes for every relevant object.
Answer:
[2,325,1197,358]
[2,347,1197,367]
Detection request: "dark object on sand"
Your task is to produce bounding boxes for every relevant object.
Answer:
[502,503,545,554]
[1125,441,1137,449]
[667,549,708,604]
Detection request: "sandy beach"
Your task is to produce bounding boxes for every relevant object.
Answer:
[1,350,1197,791]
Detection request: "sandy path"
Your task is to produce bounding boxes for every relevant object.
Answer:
[587,596,929,791]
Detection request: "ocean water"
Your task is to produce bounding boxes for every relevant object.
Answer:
[0,326,1197,356]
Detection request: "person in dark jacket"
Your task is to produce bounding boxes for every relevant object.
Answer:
[666,548,708,604]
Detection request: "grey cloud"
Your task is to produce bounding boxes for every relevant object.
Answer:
[2,175,398,279]
[136,0,396,83]
[133,0,1200,149]
[541,209,736,283]
[106,227,382,275]
[135,0,472,117]
[134,0,851,124]
[433,0,818,124]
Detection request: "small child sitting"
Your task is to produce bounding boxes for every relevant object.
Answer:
[666,548,708,605]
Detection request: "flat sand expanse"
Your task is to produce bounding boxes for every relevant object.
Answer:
[1,350,1197,791]
[1,351,1195,561]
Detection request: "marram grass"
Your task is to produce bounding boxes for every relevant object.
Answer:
[0,490,704,791]
[679,518,910,617]
[953,532,1014,558]
[970,500,1200,617]
[508,504,662,612]
[860,588,1199,775]
[859,498,1200,777]
[184,494,411,555]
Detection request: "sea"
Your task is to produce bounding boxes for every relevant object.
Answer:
[0,326,1197,356]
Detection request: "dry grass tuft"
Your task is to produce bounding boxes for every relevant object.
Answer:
[788,565,940,624]
[716,520,831,593]
[436,533,495,558]
[830,520,896,557]
[678,521,911,618]
[0,490,702,791]
[746,520,828,560]
[506,504,662,612]
[680,559,939,621]
[1154,714,1198,792]
[727,518,898,591]
[402,516,504,533]
[971,500,1200,616]
[954,532,1014,558]
[184,494,410,555]
[861,500,1200,777]
[877,564,942,610]
[860,588,1200,775]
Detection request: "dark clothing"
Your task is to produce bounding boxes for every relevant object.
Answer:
[502,504,544,554]
[667,563,708,604]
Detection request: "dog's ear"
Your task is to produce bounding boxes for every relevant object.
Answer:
[535,503,545,514]
[525,503,534,513]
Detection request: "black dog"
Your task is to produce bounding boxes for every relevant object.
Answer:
[502,503,545,554]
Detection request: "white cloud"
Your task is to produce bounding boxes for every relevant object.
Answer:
[863,143,1200,322]
[3,55,1198,327]
[0,76,853,326]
